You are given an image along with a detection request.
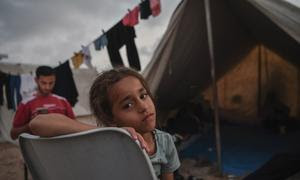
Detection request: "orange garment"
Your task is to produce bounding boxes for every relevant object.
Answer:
[150,0,161,17]
[122,5,140,27]
[71,52,84,69]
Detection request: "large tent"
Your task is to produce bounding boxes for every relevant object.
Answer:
[143,0,300,123]
[143,0,300,175]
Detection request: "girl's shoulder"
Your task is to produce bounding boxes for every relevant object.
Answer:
[153,128,171,137]
[153,129,174,145]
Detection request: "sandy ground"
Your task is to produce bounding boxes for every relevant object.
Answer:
[0,141,234,180]
[0,142,32,180]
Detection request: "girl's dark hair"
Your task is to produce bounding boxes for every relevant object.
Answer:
[89,67,154,126]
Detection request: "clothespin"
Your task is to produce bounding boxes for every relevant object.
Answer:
[127,9,131,13]
[101,29,105,34]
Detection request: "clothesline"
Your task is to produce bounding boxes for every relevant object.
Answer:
[84,1,148,48]
[67,0,161,71]
[85,30,106,48]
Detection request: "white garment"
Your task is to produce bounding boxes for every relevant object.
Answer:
[20,73,36,99]
[81,45,93,69]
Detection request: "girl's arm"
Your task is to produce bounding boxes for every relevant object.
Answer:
[29,113,97,137]
[29,114,149,151]
[161,172,174,180]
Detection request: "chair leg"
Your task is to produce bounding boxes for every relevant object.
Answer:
[24,163,28,180]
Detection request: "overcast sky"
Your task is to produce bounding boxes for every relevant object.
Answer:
[0,0,181,71]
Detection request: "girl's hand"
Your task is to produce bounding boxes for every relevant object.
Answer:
[122,127,150,153]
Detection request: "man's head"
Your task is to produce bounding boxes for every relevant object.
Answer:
[35,66,56,96]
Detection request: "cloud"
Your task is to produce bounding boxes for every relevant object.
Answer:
[0,0,181,69]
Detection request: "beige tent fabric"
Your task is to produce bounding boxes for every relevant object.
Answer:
[143,1,186,94]
[203,45,299,124]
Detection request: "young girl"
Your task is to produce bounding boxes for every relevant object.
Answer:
[30,67,180,180]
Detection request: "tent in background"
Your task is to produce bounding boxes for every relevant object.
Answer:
[143,0,300,175]
[143,0,300,124]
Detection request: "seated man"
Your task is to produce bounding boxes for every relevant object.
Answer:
[10,66,75,139]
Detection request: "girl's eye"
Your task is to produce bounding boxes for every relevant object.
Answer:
[123,102,133,109]
[140,93,148,99]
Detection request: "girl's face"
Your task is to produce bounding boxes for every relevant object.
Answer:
[108,76,156,134]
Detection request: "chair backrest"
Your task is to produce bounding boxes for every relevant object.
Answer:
[19,127,157,180]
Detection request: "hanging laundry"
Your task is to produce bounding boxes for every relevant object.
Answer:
[9,74,22,110]
[5,74,13,109]
[122,6,140,27]
[106,21,141,71]
[94,34,108,51]
[150,0,161,17]
[81,45,93,69]
[0,71,7,106]
[140,0,152,19]
[53,61,78,106]
[71,52,84,69]
[20,73,36,99]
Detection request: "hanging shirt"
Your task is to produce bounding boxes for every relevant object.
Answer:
[20,73,36,100]
[94,34,108,51]
[81,45,93,69]
[140,0,152,19]
[5,74,13,109]
[150,0,161,17]
[71,52,84,69]
[122,6,140,27]
[106,21,141,71]
[53,61,78,106]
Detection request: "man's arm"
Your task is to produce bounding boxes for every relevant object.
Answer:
[64,100,76,119]
[10,103,31,139]
[10,124,31,140]
[29,113,97,137]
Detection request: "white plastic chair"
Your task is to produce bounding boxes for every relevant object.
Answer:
[19,127,157,180]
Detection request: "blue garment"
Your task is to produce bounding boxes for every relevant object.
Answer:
[9,75,22,110]
[94,34,108,51]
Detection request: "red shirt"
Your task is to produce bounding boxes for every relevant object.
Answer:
[13,93,75,128]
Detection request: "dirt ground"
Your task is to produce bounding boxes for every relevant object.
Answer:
[0,142,31,180]
[0,142,234,180]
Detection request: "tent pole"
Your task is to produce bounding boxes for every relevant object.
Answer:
[204,0,223,175]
